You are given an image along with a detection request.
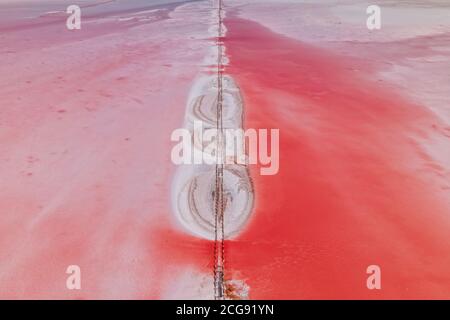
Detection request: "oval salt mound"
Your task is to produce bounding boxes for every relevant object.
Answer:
[174,165,254,240]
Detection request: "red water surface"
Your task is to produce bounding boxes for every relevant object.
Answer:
[223,16,450,299]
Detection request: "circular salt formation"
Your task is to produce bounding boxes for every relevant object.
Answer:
[175,165,254,240]
[187,91,242,128]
